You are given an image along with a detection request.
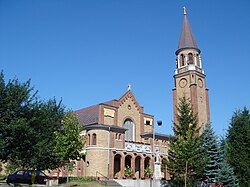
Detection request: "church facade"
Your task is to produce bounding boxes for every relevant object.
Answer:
[51,8,210,180]
[71,90,170,179]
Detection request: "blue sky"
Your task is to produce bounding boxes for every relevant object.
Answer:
[1,0,250,136]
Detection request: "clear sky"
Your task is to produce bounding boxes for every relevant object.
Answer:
[1,0,250,136]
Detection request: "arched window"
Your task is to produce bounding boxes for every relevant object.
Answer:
[180,54,185,66]
[196,54,200,67]
[88,134,91,145]
[124,119,135,141]
[118,134,121,140]
[92,133,97,145]
[188,53,194,64]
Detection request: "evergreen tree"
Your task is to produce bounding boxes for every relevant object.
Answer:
[167,96,205,186]
[218,139,239,187]
[226,108,250,186]
[173,96,199,137]
[201,124,220,184]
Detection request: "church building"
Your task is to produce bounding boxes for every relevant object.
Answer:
[72,88,170,179]
[52,8,210,180]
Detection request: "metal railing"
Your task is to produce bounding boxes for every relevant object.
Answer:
[96,171,109,186]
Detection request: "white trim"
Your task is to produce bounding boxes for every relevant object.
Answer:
[85,146,168,156]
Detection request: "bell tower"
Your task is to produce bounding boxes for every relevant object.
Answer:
[173,7,210,130]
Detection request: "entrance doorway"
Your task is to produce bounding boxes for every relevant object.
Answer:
[114,154,121,178]
[135,156,141,178]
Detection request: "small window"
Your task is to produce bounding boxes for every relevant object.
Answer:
[92,133,97,145]
[188,53,194,64]
[88,134,91,145]
[196,54,200,67]
[180,54,185,66]
[118,134,121,140]
[145,120,151,125]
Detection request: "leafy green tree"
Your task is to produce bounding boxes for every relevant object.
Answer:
[167,96,205,186]
[0,72,38,164]
[54,112,84,167]
[226,108,250,186]
[27,99,65,170]
[0,72,84,171]
[201,124,220,183]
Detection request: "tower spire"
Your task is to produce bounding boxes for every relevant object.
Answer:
[176,7,200,54]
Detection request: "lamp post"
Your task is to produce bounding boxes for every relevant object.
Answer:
[152,120,162,180]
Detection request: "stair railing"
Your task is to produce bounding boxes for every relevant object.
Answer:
[96,171,109,185]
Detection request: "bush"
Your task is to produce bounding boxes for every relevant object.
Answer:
[124,166,134,178]
[59,176,96,183]
[0,175,6,181]
[144,166,152,177]
[69,176,96,182]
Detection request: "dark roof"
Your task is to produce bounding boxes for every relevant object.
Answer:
[141,131,173,140]
[176,13,200,54]
[74,90,153,126]
[101,99,119,108]
[84,123,127,133]
[74,105,99,125]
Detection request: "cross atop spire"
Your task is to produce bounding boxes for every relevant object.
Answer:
[127,83,131,91]
[176,7,200,54]
[183,6,187,15]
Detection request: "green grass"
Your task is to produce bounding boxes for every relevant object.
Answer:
[65,181,112,187]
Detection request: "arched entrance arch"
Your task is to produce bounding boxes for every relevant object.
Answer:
[144,157,151,169]
[114,154,122,178]
[135,156,141,179]
[125,155,132,168]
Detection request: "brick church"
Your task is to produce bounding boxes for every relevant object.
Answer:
[54,8,210,179]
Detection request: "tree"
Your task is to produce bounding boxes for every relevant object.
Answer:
[173,96,199,137]
[201,124,220,183]
[167,96,205,186]
[0,72,38,164]
[226,108,250,186]
[218,139,239,187]
[53,112,84,167]
[0,72,84,170]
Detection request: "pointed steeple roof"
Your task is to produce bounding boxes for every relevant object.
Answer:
[176,7,200,54]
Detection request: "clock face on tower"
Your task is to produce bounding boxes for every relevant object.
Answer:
[179,78,187,88]
[198,79,203,88]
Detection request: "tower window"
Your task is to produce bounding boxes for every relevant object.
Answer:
[145,120,151,125]
[92,133,97,145]
[180,54,185,66]
[196,54,200,67]
[188,53,194,64]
